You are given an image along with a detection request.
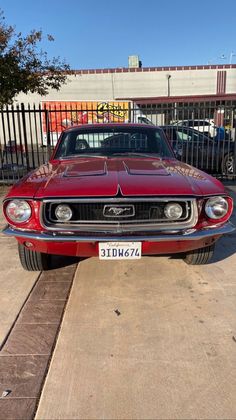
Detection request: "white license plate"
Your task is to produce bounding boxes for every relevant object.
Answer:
[99,242,141,260]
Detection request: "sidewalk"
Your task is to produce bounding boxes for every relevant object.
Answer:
[0,186,77,419]
[0,187,39,348]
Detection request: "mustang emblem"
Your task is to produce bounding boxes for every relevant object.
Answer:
[103,205,135,217]
[109,207,130,215]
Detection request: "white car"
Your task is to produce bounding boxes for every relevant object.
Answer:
[172,119,217,138]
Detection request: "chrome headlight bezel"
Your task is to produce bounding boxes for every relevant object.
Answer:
[5,199,32,223]
[205,196,229,220]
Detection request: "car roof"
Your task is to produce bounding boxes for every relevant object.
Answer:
[161,124,197,131]
[161,125,199,129]
[63,123,159,132]
[161,125,210,136]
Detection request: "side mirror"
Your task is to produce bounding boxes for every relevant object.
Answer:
[172,143,183,159]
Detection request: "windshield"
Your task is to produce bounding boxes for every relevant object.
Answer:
[54,126,173,159]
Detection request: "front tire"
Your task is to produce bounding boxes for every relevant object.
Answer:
[18,243,50,271]
[222,153,234,176]
[184,244,215,265]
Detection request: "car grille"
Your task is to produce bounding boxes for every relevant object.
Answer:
[42,198,197,232]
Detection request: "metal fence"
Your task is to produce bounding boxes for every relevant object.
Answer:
[0,101,236,183]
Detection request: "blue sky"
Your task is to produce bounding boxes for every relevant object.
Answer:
[1,0,236,69]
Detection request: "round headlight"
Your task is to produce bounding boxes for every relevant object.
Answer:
[6,200,31,223]
[55,204,72,222]
[205,196,228,219]
[164,203,183,220]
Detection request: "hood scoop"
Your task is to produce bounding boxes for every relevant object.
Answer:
[123,159,170,176]
[63,159,107,177]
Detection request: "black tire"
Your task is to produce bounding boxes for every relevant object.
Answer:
[18,243,50,271]
[222,153,234,176]
[184,244,215,265]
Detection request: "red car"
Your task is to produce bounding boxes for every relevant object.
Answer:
[2,124,235,270]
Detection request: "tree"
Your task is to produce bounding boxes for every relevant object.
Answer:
[0,9,70,106]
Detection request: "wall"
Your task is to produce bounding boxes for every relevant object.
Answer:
[14,65,236,105]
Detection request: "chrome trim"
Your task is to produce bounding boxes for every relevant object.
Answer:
[103,204,135,218]
[41,198,197,231]
[41,197,196,203]
[2,222,235,242]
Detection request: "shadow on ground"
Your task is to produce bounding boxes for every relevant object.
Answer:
[49,255,81,270]
[211,232,236,263]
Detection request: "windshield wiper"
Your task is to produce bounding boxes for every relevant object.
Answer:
[59,152,161,160]
[107,152,160,158]
[59,154,105,160]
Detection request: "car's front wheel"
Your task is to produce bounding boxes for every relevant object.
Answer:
[184,244,215,265]
[18,243,50,271]
[222,153,234,176]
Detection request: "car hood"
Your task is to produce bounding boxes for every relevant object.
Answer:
[8,156,225,199]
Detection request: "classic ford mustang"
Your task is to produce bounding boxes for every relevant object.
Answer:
[2,124,235,270]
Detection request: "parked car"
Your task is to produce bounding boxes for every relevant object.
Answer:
[0,140,27,177]
[171,119,218,138]
[2,123,235,270]
[162,125,235,176]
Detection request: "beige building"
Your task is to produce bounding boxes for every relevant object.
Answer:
[15,64,236,106]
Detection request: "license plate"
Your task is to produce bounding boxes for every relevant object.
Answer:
[99,242,141,260]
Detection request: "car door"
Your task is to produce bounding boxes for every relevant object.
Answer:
[162,126,198,165]
[162,126,212,170]
[161,126,183,158]
[172,127,214,170]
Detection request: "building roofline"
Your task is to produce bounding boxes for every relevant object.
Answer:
[69,64,236,75]
[115,94,236,104]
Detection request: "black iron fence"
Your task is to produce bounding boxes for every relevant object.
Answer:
[0,101,236,183]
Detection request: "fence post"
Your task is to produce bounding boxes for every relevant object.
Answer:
[44,108,51,158]
[21,103,30,171]
[233,120,236,176]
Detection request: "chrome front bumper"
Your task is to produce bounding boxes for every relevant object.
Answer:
[2,222,235,242]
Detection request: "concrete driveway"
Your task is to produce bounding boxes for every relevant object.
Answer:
[36,253,236,419]
[36,186,236,420]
